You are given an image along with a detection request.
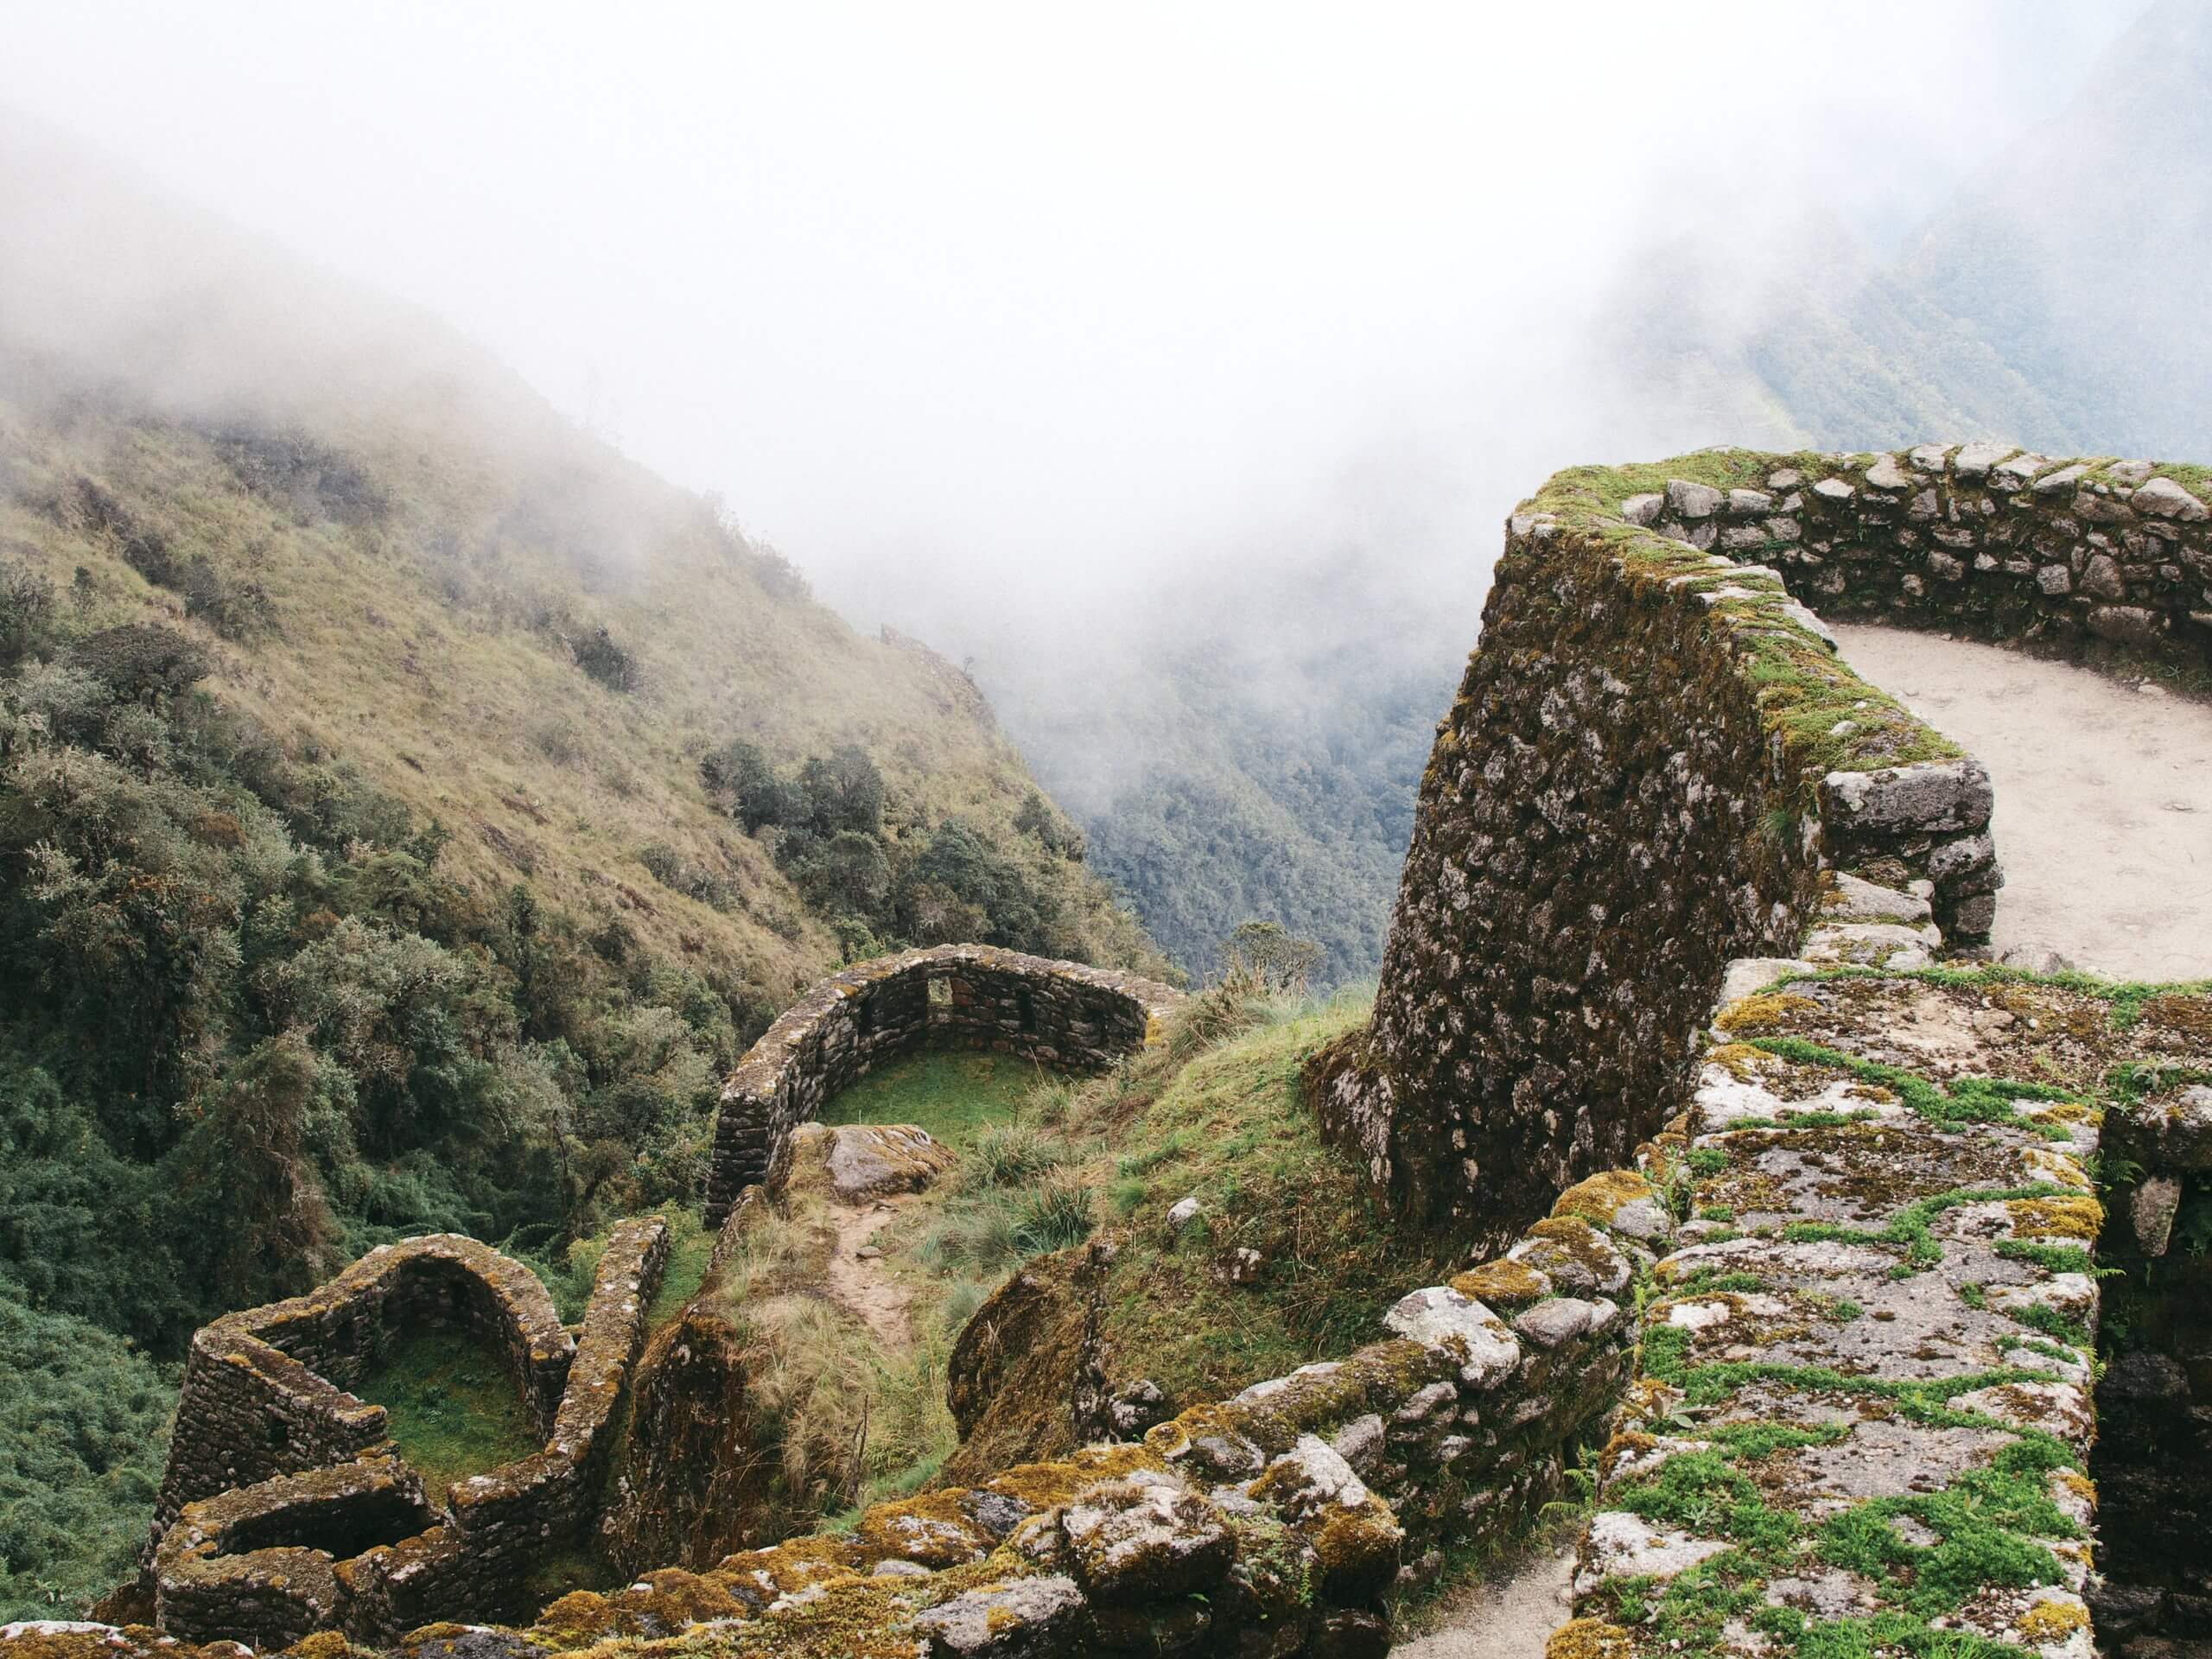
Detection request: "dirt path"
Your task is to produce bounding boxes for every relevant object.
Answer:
[1831,623,2212,983]
[1392,1538,1578,1657]
[821,1194,918,1351]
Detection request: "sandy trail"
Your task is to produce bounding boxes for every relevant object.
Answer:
[821,1194,917,1350]
[1392,1538,1578,1657]
[1831,623,2212,983]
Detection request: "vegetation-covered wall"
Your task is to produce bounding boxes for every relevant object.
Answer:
[1318,445,2210,1250]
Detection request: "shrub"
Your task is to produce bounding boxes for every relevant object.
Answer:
[0,558,55,669]
[964,1123,1073,1191]
[570,626,639,692]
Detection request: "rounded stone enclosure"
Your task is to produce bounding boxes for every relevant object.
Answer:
[702,944,1183,1223]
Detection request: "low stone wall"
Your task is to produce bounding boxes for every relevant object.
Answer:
[395,1167,1652,1657]
[2087,1083,2212,1646]
[1696,446,2212,677]
[703,944,1184,1224]
[144,1220,669,1647]
[149,1460,435,1650]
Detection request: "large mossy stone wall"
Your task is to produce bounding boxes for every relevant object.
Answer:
[702,944,1183,1224]
[1314,443,2212,1251]
[1310,519,1826,1250]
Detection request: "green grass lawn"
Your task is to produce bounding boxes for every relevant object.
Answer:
[818,1051,1052,1147]
[354,1330,542,1497]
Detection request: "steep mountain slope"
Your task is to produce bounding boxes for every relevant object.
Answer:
[0,114,1157,1009]
[0,113,1165,1616]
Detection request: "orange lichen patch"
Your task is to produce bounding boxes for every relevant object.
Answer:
[1598,1431,1658,1479]
[850,1489,991,1568]
[980,1441,1162,1510]
[1308,1498,1405,1601]
[1452,1259,1553,1308]
[1701,1043,1766,1080]
[1547,1617,1640,1659]
[2006,1195,2104,1240]
[2017,1599,2089,1640]
[2056,1471,2096,1504]
[1714,992,1818,1035]
[1552,1169,1659,1228]
[1522,1216,1626,1281]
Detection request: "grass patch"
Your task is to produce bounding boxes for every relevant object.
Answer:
[354,1329,542,1496]
[820,1051,1052,1148]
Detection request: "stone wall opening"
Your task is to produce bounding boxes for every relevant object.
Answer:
[219,1484,437,1561]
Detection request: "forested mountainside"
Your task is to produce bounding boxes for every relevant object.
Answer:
[0,116,1163,1612]
[999,548,1452,987]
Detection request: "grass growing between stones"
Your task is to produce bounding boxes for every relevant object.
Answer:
[354,1330,542,1497]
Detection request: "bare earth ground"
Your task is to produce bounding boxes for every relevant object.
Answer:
[823,1193,918,1350]
[1391,1538,1578,1657]
[1831,622,2212,983]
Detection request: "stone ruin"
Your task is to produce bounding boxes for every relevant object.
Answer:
[703,943,1185,1224]
[135,1223,668,1647]
[11,445,2211,1659]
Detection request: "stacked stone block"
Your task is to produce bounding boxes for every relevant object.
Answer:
[704,944,1183,1224]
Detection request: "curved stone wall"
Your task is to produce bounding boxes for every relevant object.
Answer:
[1309,445,2207,1251]
[143,1220,668,1646]
[702,944,1184,1224]
[1674,445,2212,671]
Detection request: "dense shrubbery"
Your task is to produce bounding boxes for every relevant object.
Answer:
[0,1289,174,1620]
[0,561,745,1353]
[700,741,1080,961]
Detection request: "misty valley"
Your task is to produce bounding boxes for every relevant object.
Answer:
[4,5,2212,1658]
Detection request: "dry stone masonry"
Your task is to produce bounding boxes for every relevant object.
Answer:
[10,448,2210,1659]
[703,944,1184,1224]
[139,1220,668,1647]
[1313,445,2209,1255]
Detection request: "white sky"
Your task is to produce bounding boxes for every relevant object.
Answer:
[0,2,2139,636]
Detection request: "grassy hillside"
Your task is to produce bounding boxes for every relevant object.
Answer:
[0,374,1159,1006]
[0,118,1163,1619]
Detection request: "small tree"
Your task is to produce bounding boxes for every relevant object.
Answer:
[1220,920,1322,997]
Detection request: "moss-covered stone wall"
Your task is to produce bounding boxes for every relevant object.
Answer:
[703,944,1184,1224]
[1314,445,2202,1251]
[1554,927,2208,1658]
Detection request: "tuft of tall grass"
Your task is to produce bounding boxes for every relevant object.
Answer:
[1012,1173,1096,1255]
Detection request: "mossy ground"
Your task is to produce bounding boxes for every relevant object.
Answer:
[353,1331,542,1497]
[819,1051,1049,1148]
[935,986,1454,1478]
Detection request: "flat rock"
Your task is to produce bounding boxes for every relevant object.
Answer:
[2133,476,2209,521]
[1953,440,2015,477]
